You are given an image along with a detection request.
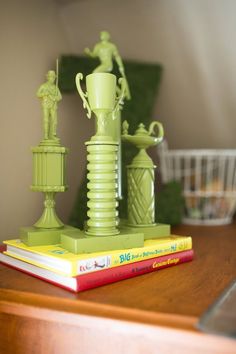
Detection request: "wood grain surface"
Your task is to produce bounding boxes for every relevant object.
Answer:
[0,224,236,353]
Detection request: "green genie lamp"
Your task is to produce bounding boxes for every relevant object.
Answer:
[121,120,171,239]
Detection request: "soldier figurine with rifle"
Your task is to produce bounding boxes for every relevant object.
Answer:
[37,64,62,141]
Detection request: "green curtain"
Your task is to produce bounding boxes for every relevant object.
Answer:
[59,55,163,229]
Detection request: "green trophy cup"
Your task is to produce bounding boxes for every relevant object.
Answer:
[76,72,125,142]
[60,72,144,254]
[121,121,171,239]
[77,72,124,236]
[84,31,131,199]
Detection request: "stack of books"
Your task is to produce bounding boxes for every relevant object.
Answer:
[0,234,194,292]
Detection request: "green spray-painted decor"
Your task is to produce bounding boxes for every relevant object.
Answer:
[86,142,119,236]
[84,31,131,99]
[121,121,170,239]
[75,72,126,142]
[122,121,164,224]
[5,33,185,256]
[84,31,131,199]
[33,70,67,230]
[59,56,162,229]
[61,71,144,253]
[61,230,144,254]
[21,69,77,246]
[75,72,125,236]
[31,144,68,229]
[37,70,62,141]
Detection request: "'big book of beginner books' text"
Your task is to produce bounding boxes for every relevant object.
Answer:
[0,246,194,292]
[3,235,192,276]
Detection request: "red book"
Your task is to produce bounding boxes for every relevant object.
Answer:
[0,245,194,292]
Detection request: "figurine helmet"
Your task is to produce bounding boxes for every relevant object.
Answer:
[46,70,56,79]
[100,31,110,41]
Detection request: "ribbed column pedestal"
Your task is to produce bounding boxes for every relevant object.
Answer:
[20,142,78,246]
[86,141,119,236]
[60,140,145,253]
[31,144,68,193]
[31,144,68,229]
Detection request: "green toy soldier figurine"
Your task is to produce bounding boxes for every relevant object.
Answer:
[85,31,130,99]
[37,70,62,140]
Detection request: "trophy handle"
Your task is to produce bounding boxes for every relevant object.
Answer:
[75,73,92,119]
[112,77,126,120]
[148,121,164,143]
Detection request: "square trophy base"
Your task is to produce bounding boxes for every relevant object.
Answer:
[20,225,79,246]
[119,221,171,240]
[61,230,144,254]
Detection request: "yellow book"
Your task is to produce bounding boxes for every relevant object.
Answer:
[3,235,192,277]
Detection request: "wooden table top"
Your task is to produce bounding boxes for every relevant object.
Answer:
[1,224,236,315]
[0,223,236,353]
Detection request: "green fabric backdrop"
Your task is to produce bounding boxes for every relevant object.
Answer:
[59,55,163,229]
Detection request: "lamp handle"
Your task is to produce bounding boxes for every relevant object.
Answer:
[149,121,164,143]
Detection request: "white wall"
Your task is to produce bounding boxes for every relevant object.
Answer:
[59,0,236,149]
[0,0,91,241]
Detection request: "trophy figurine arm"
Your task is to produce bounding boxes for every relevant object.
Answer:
[113,47,131,100]
[112,77,126,119]
[36,84,46,98]
[75,73,91,119]
[113,47,124,74]
[84,45,98,58]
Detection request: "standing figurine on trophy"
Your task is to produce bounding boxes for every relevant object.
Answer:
[37,70,61,142]
[84,30,130,99]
